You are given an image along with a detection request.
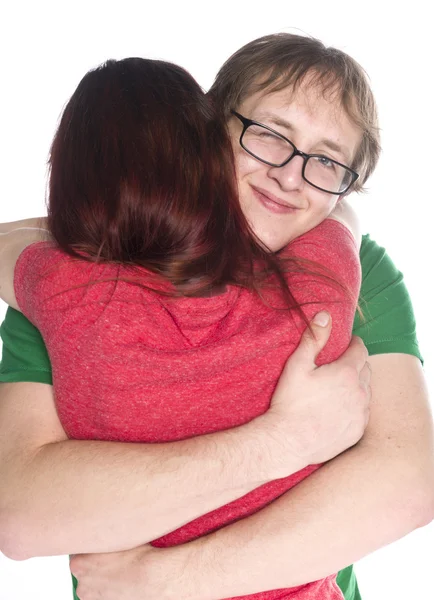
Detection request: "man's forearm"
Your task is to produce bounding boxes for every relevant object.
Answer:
[1,373,315,561]
[141,355,434,600]
[148,430,433,600]
[1,322,372,561]
[1,416,292,559]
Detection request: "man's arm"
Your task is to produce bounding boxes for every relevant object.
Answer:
[71,234,434,600]
[90,353,433,600]
[0,381,278,560]
[0,320,370,560]
[0,215,371,560]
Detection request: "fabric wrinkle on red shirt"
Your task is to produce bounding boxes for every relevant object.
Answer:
[14,218,361,600]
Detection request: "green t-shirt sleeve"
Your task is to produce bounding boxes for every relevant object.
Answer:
[0,307,52,384]
[352,234,422,361]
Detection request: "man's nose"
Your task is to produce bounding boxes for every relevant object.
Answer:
[268,155,304,191]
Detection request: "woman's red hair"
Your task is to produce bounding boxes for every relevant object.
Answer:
[48,57,291,298]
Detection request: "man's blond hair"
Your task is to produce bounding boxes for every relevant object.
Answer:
[209,33,380,192]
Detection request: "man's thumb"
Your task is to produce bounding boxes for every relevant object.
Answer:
[312,311,331,329]
[298,311,332,362]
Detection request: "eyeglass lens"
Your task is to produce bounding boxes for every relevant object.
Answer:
[242,124,352,194]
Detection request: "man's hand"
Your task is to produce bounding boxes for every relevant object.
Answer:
[262,311,371,475]
[71,544,203,600]
[71,546,154,600]
[114,356,433,600]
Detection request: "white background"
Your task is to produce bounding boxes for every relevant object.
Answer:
[0,1,433,599]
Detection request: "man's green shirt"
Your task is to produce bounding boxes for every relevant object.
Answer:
[0,234,422,600]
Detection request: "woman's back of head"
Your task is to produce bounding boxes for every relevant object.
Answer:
[48,57,268,296]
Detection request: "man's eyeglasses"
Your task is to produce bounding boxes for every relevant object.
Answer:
[231,110,359,195]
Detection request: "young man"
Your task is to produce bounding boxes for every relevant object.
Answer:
[0,34,432,600]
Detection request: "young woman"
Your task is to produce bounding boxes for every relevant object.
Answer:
[0,56,361,600]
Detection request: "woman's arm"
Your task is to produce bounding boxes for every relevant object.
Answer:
[0,217,48,234]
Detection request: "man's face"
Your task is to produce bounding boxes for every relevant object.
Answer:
[228,83,362,252]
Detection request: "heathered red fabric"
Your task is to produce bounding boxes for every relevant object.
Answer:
[15,219,360,600]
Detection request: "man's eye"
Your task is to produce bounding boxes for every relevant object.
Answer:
[248,126,282,140]
[317,156,336,169]
[254,130,280,139]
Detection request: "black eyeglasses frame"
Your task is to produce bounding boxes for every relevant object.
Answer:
[231,110,359,196]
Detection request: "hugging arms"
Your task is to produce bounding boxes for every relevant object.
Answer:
[1,222,432,600]
[1,33,434,600]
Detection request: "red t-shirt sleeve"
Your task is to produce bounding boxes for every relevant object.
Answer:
[14,242,95,335]
[283,218,361,366]
[14,242,56,327]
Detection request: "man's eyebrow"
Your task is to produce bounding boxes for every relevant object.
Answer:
[319,139,351,164]
[256,113,352,164]
[256,113,296,132]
